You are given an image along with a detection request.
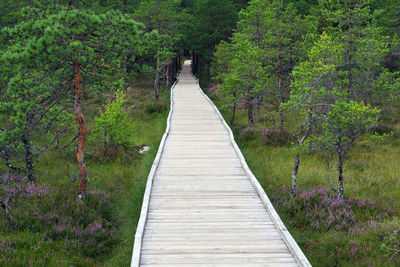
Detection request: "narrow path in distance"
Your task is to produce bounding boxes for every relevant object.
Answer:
[132,60,311,267]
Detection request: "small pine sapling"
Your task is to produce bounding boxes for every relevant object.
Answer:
[94,90,135,156]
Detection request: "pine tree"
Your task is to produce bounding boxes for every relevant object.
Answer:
[285,32,344,197]
[134,0,186,102]
[189,0,238,76]
[0,6,142,196]
[261,0,306,133]
[318,0,390,101]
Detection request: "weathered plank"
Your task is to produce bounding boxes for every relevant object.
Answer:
[131,60,311,267]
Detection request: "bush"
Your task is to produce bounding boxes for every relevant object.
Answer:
[261,128,292,146]
[94,90,136,151]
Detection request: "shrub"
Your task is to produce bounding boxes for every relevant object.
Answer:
[94,90,136,152]
[261,128,292,146]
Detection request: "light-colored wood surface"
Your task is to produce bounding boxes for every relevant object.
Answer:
[133,60,311,267]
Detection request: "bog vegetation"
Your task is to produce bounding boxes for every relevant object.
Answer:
[0,0,399,266]
[207,0,400,266]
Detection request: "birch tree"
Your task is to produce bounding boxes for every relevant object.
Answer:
[285,33,343,197]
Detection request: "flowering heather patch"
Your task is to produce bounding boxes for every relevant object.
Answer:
[0,174,118,264]
[0,174,49,206]
[271,187,400,265]
[272,187,393,232]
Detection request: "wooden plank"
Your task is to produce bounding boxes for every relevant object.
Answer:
[132,60,310,267]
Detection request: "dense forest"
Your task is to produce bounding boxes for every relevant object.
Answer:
[1,0,400,266]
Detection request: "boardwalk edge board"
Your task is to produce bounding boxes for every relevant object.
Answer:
[191,73,312,267]
[130,77,179,267]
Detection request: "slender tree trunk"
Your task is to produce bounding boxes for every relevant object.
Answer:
[164,62,170,106]
[338,152,344,199]
[326,155,338,193]
[73,56,88,198]
[291,111,313,198]
[231,91,237,125]
[247,88,254,127]
[277,39,284,133]
[22,125,34,182]
[154,55,160,101]
[154,14,161,102]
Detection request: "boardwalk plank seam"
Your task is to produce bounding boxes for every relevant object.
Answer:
[131,61,311,267]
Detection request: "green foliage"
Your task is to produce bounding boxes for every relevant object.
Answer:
[189,0,239,73]
[322,101,380,152]
[133,0,188,100]
[287,32,344,119]
[316,0,391,102]
[0,5,143,178]
[94,91,136,151]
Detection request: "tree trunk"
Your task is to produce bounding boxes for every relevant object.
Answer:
[154,54,160,101]
[291,153,299,198]
[73,57,88,198]
[22,128,34,182]
[291,111,313,198]
[164,62,170,106]
[277,38,284,133]
[247,88,254,127]
[338,152,344,199]
[231,91,237,125]
[326,155,338,193]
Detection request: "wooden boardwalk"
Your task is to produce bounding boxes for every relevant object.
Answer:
[131,60,311,267]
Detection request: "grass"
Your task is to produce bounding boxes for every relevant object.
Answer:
[0,80,169,266]
[204,84,400,267]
